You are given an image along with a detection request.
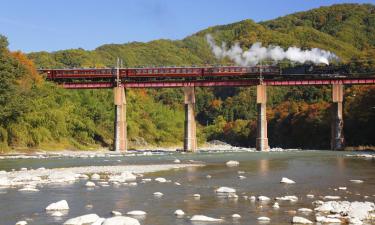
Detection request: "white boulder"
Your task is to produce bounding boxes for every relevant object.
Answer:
[298,208,313,213]
[153,192,163,197]
[350,180,364,184]
[276,195,298,202]
[46,200,69,211]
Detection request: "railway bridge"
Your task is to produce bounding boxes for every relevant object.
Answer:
[38,65,375,152]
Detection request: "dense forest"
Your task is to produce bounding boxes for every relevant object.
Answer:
[1,3,374,152]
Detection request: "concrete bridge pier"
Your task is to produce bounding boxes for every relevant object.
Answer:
[256,84,270,151]
[113,86,127,152]
[184,87,197,152]
[331,84,344,150]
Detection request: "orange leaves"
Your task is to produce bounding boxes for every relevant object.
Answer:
[10,51,43,89]
[210,99,222,109]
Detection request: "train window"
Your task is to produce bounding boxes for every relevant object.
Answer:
[176,69,180,73]
[148,70,152,74]
[154,69,158,73]
[182,69,186,73]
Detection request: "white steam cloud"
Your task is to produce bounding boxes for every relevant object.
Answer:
[206,34,338,65]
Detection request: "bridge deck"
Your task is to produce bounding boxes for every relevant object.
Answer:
[59,77,375,89]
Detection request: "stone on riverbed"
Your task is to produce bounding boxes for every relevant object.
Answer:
[85,181,96,187]
[91,218,105,225]
[350,179,364,184]
[292,216,313,224]
[0,177,11,187]
[276,195,298,202]
[127,210,146,216]
[111,211,122,216]
[91,174,100,180]
[315,216,342,223]
[15,221,27,225]
[190,215,223,222]
[109,172,136,183]
[258,196,271,201]
[280,177,296,184]
[51,211,64,217]
[232,214,241,218]
[174,209,185,216]
[257,216,270,221]
[102,216,140,225]
[314,201,375,221]
[18,186,39,192]
[323,195,341,200]
[215,187,236,193]
[45,200,69,211]
[226,160,239,167]
[154,177,167,183]
[64,214,100,225]
[153,192,163,197]
[298,208,313,213]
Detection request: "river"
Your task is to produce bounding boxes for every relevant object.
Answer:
[0,150,374,225]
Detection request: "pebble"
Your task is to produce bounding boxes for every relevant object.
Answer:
[91,174,100,180]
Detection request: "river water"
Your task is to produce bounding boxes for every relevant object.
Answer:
[0,150,374,225]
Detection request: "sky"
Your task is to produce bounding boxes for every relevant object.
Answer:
[0,0,374,53]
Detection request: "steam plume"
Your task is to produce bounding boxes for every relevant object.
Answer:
[206,34,338,65]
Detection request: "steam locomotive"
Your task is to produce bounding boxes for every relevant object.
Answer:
[38,64,351,81]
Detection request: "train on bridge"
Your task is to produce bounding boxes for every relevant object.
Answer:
[38,64,352,81]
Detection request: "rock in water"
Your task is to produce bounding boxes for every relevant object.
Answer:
[257,196,271,201]
[85,181,96,187]
[232,214,241,218]
[51,211,64,217]
[153,192,163,197]
[155,177,167,183]
[45,200,69,211]
[174,209,185,216]
[226,160,239,167]
[350,179,364,184]
[215,187,236,193]
[297,208,313,213]
[91,174,100,180]
[102,216,140,225]
[127,210,146,216]
[280,177,296,184]
[292,216,313,224]
[111,211,122,216]
[190,215,223,222]
[15,221,27,225]
[91,218,106,225]
[64,214,100,225]
[257,217,270,221]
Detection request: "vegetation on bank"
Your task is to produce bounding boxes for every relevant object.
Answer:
[0,3,374,152]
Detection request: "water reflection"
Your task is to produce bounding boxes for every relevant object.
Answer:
[258,159,269,176]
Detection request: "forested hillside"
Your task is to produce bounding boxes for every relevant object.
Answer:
[1,3,374,152]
